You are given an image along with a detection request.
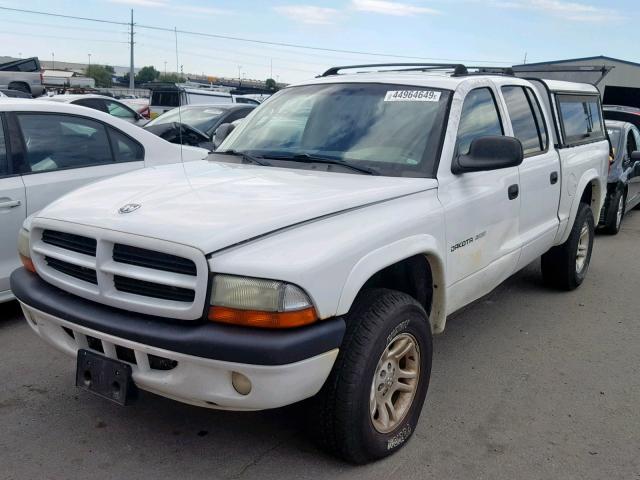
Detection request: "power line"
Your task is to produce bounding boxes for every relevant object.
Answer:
[0,5,514,64]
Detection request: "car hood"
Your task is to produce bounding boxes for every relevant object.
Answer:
[38,160,437,254]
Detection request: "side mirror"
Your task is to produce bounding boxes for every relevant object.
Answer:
[452,136,524,175]
[213,122,236,149]
[631,151,640,162]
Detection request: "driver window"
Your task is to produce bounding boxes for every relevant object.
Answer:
[456,88,504,156]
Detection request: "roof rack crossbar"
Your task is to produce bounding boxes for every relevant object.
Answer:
[320,63,468,77]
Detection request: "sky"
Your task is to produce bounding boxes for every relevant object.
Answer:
[0,0,637,84]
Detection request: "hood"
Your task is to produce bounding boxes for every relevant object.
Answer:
[38,160,436,254]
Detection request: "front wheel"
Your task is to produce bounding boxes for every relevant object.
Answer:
[601,189,625,235]
[310,289,432,464]
[542,202,595,290]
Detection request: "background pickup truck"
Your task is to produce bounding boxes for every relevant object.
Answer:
[12,64,609,464]
[0,57,45,97]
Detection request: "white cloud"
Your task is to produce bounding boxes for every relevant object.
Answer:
[351,0,440,16]
[491,0,620,22]
[273,5,340,24]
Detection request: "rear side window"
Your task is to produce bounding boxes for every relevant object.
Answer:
[17,114,113,173]
[109,128,144,163]
[501,86,547,156]
[151,91,180,107]
[0,118,8,176]
[557,95,604,146]
[456,88,504,155]
[106,100,136,120]
[74,98,107,113]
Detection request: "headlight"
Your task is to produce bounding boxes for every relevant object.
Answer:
[17,228,35,273]
[208,274,317,329]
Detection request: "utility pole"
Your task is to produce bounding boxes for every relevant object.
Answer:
[51,52,55,70]
[164,61,167,76]
[129,9,135,92]
[270,58,273,79]
[523,52,528,64]
[88,53,91,68]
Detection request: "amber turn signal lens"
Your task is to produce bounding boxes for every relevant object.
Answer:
[20,254,36,273]
[208,306,317,329]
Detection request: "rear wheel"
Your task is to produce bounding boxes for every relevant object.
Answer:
[541,203,595,290]
[310,289,432,464]
[8,82,30,95]
[601,189,625,235]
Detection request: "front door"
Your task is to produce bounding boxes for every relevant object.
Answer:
[0,116,26,296]
[438,86,521,314]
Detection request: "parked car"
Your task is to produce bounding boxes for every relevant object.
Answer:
[46,94,147,125]
[0,57,45,97]
[144,104,255,149]
[0,99,209,303]
[11,65,608,463]
[149,83,259,119]
[599,120,640,233]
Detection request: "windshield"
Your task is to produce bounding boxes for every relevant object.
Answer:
[220,83,451,177]
[146,106,226,133]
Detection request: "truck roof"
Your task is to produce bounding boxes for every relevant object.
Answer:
[295,68,600,95]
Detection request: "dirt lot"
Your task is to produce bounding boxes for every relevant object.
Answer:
[1,212,639,480]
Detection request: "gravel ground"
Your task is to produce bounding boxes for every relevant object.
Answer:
[1,211,639,480]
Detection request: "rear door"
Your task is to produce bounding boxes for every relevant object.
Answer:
[12,112,145,216]
[0,114,26,295]
[500,85,561,269]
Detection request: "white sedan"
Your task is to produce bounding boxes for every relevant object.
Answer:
[0,99,209,302]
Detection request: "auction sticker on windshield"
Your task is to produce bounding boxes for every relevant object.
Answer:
[384,90,441,102]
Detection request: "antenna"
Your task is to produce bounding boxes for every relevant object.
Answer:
[174,26,183,163]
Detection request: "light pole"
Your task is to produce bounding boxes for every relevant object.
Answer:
[164,61,167,76]
[238,65,242,87]
[51,52,55,71]
[88,53,91,68]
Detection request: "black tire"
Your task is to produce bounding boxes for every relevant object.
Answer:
[601,189,625,235]
[8,82,30,95]
[541,202,595,291]
[309,288,432,464]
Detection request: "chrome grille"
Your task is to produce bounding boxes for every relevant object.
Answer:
[31,222,208,320]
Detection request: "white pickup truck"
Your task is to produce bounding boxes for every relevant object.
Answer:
[12,64,609,463]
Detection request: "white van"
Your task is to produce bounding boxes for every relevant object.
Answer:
[149,84,259,118]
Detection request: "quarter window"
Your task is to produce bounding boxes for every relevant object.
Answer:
[17,114,114,172]
[558,95,604,146]
[501,86,546,156]
[109,127,144,163]
[456,88,504,156]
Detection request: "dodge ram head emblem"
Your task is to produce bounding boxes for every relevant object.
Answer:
[118,203,141,214]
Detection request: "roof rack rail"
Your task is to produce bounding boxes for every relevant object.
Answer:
[320,63,469,77]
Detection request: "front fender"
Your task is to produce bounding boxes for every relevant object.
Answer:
[336,235,447,333]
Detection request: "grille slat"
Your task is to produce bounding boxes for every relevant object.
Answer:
[42,230,96,256]
[113,244,197,276]
[114,275,195,302]
[45,256,98,284]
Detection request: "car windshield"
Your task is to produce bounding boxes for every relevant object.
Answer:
[146,106,227,133]
[220,83,451,177]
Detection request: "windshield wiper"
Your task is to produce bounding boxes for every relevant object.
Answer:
[217,150,272,167]
[265,153,379,175]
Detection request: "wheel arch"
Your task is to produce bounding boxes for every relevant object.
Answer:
[7,81,31,94]
[336,235,447,334]
[560,171,603,244]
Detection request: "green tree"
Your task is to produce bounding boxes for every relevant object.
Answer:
[265,78,277,91]
[85,65,113,88]
[135,65,160,83]
[158,72,185,83]
[104,65,115,74]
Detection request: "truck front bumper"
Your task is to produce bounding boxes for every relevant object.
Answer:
[11,268,345,410]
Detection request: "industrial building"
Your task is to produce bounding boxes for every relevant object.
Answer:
[513,56,640,108]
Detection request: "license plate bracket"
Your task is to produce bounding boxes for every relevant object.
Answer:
[76,349,134,405]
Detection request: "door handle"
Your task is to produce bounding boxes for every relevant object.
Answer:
[508,184,519,200]
[0,199,21,209]
[550,171,559,185]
